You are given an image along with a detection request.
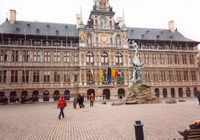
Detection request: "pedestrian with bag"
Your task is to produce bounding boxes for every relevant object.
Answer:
[57,96,67,119]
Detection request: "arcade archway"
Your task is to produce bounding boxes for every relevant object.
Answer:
[43,90,49,101]
[54,90,60,101]
[103,89,110,100]
[118,89,125,99]
[64,90,70,100]
[87,89,95,100]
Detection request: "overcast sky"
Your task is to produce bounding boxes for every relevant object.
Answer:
[0,0,199,42]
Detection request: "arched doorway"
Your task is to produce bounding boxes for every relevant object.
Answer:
[194,87,198,97]
[154,88,159,97]
[186,87,191,97]
[178,88,183,97]
[163,88,167,98]
[10,91,17,103]
[43,90,49,101]
[32,91,39,102]
[103,89,110,100]
[21,91,28,100]
[64,90,70,100]
[0,91,5,103]
[171,88,175,98]
[54,90,60,101]
[87,89,95,100]
[118,89,125,99]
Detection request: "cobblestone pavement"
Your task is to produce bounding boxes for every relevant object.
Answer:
[0,98,200,140]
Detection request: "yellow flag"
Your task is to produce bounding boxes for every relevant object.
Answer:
[111,69,115,78]
[100,68,103,83]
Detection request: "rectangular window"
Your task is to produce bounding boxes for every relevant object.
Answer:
[183,71,189,81]
[0,70,6,83]
[189,55,194,64]
[44,71,50,82]
[152,54,156,64]
[11,50,19,62]
[167,54,172,64]
[64,71,70,83]
[191,71,196,81]
[22,50,29,62]
[44,51,50,62]
[67,52,70,62]
[33,51,40,62]
[74,71,78,83]
[54,51,60,62]
[174,54,179,64]
[0,50,7,62]
[176,70,182,81]
[11,70,18,83]
[168,71,174,82]
[144,71,150,82]
[22,70,29,83]
[54,71,60,82]
[160,70,166,81]
[182,55,187,64]
[74,52,78,63]
[153,71,159,82]
[33,71,40,82]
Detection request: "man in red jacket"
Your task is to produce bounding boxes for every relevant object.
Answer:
[57,96,67,119]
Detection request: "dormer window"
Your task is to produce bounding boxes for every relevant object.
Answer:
[46,24,50,28]
[16,28,20,33]
[65,25,68,29]
[141,34,145,38]
[156,35,160,39]
[36,28,40,34]
[56,30,59,35]
[27,24,30,27]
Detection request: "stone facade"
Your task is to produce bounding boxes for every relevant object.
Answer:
[0,0,199,103]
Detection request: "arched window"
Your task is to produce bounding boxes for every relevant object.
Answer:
[154,88,159,97]
[194,87,198,97]
[186,87,191,97]
[86,52,94,63]
[163,88,167,98]
[178,88,183,97]
[101,52,108,64]
[116,52,122,64]
[171,88,175,98]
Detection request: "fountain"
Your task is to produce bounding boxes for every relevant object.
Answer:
[112,40,159,105]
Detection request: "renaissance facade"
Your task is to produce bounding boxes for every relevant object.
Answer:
[0,0,199,103]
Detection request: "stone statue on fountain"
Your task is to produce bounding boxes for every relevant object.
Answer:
[112,40,159,105]
[129,40,144,85]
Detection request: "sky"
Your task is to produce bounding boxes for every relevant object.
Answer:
[0,0,199,43]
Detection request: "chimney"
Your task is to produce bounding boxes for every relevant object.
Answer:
[168,20,175,33]
[10,9,16,24]
[76,14,80,28]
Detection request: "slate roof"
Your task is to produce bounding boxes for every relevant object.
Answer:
[128,27,195,42]
[0,20,198,43]
[0,20,79,37]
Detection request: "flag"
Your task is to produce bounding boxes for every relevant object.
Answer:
[100,68,103,83]
[107,67,111,84]
[115,71,118,78]
[120,70,123,82]
[90,67,95,81]
[111,69,116,78]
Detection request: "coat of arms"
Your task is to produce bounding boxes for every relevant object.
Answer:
[100,33,108,44]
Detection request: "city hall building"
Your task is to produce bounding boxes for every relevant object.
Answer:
[0,0,199,102]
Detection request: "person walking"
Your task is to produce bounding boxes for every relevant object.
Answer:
[57,96,67,119]
[73,96,77,109]
[90,93,95,107]
[78,94,85,108]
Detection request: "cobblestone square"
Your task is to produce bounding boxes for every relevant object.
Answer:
[0,98,200,140]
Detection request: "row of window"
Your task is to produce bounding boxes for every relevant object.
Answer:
[0,48,196,65]
[143,70,197,82]
[139,53,195,65]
